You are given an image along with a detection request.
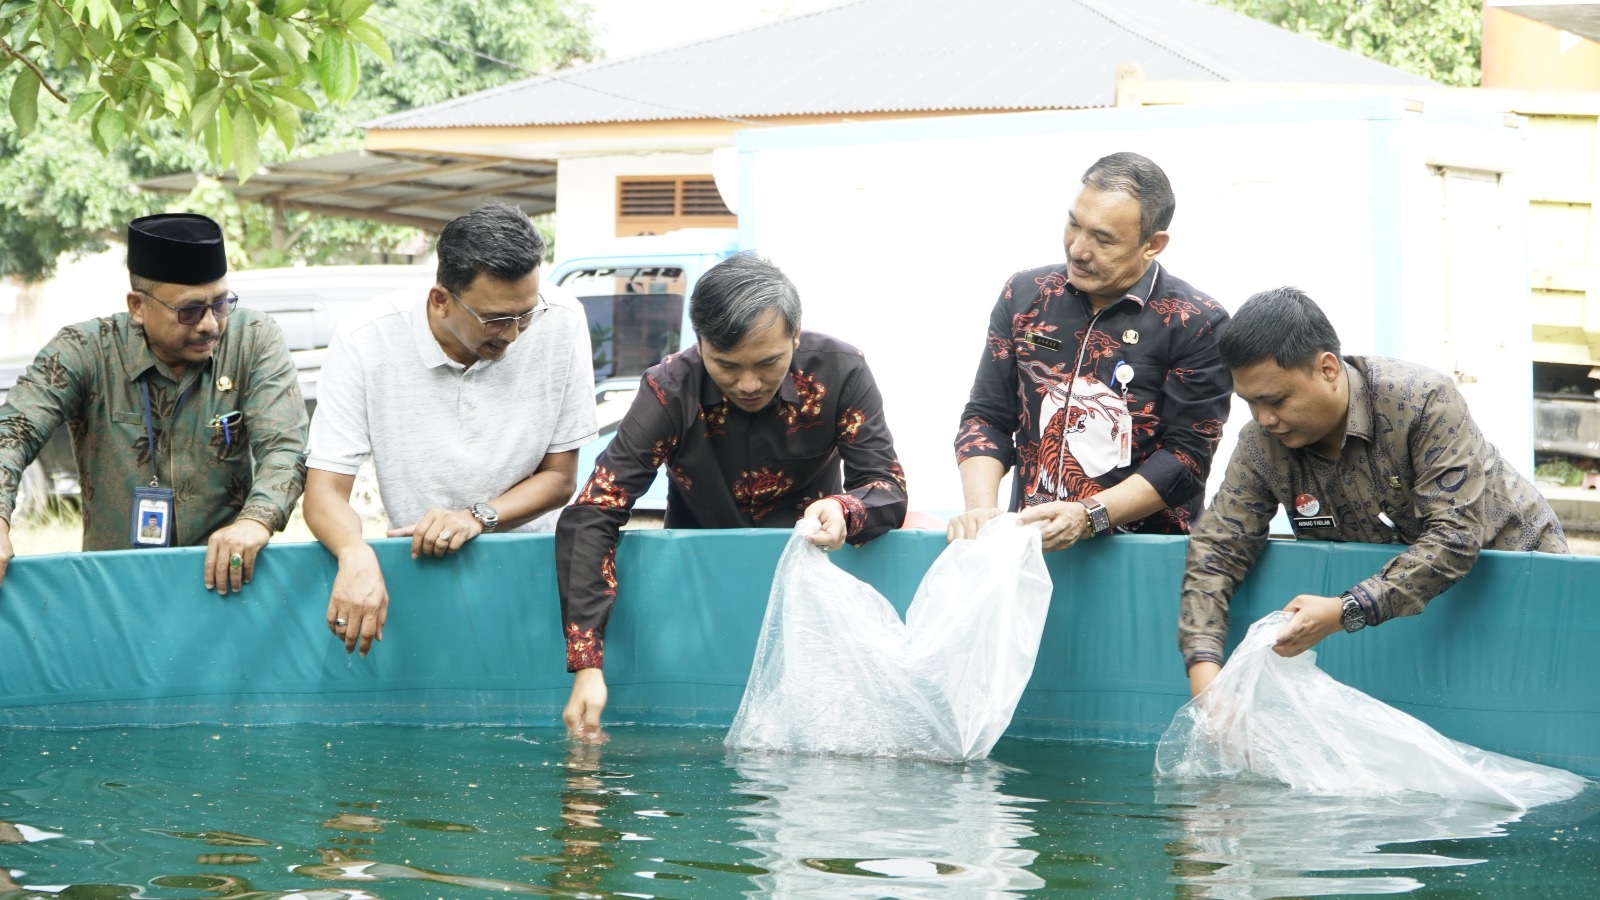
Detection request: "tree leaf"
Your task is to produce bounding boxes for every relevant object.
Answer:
[8,70,40,137]
[347,21,392,66]
[67,90,102,122]
[0,0,35,16]
[274,0,308,17]
[265,84,316,112]
[232,104,260,183]
[172,21,199,59]
[190,84,225,136]
[326,34,359,102]
[246,36,295,75]
[270,96,297,152]
[92,103,126,151]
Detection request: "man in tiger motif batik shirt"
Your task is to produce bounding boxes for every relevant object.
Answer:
[950,152,1231,551]
[556,253,907,740]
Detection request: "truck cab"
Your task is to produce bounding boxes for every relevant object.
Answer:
[551,229,738,512]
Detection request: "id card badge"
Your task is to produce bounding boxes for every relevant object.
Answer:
[1115,407,1133,468]
[130,485,174,548]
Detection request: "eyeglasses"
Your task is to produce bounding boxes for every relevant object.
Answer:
[136,289,239,327]
[447,289,543,336]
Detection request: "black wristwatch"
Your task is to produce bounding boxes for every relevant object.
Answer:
[1080,496,1113,536]
[1340,592,1367,633]
[469,502,499,533]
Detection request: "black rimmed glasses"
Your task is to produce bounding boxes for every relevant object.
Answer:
[447,289,543,336]
[136,289,239,327]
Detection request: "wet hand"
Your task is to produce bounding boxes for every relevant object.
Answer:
[1018,501,1090,552]
[1273,594,1343,657]
[327,545,388,656]
[389,507,481,559]
[946,507,1003,543]
[204,518,270,596]
[802,498,847,551]
[564,668,609,744]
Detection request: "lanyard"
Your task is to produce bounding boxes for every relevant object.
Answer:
[139,375,194,487]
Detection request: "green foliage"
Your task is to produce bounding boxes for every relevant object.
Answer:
[0,0,594,279]
[0,0,391,177]
[1208,0,1482,86]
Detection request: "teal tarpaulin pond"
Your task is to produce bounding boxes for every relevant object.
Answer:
[1,530,1595,775]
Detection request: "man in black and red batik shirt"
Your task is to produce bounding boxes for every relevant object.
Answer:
[556,253,907,740]
[948,151,1232,552]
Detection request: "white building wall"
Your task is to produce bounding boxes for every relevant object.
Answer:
[554,151,724,262]
[736,101,1531,517]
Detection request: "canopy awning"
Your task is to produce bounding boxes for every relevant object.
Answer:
[136,149,556,232]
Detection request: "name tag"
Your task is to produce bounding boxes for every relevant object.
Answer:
[1292,515,1336,530]
[1021,331,1061,352]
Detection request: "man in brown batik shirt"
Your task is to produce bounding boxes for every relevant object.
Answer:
[1179,287,1565,696]
[556,253,907,740]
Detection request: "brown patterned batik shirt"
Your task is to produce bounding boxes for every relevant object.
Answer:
[1178,356,1567,669]
[555,331,908,671]
[0,309,308,549]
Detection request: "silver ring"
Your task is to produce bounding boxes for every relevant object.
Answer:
[334,618,348,628]
[438,530,453,542]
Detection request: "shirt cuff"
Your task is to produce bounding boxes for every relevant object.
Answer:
[1181,635,1225,670]
[830,493,868,540]
[238,504,288,533]
[305,457,362,477]
[566,623,604,672]
[1347,582,1386,626]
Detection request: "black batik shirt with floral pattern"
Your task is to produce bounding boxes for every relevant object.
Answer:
[1178,356,1567,669]
[555,332,907,671]
[0,309,308,548]
[955,261,1231,533]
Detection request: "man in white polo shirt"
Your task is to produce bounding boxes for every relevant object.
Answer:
[303,203,598,656]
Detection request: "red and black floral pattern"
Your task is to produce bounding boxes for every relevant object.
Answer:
[956,261,1231,534]
[556,332,907,672]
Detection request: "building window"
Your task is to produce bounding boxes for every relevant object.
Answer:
[616,176,736,236]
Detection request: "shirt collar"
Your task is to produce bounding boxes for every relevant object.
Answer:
[124,316,211,386]
[413,293,462,370]
[695,349,801,410]
[1343,357,1373,443]
[1067,261,1161,311]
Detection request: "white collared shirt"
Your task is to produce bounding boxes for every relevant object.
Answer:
[307,281,598,531]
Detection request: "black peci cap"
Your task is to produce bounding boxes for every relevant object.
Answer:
[126,213,227,285]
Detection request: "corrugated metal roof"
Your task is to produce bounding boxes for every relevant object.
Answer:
[137,150,556,231]
[368,0,1432,131]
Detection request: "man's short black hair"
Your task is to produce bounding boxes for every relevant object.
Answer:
[435,203,544,295]
[689,253,801,352]
[1219,286,1342,371]
[1082,152,1175,242]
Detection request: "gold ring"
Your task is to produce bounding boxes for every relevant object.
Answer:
[438,530,453,542]
[229,553,243,568]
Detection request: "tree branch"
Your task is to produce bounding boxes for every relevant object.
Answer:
[0,37,70,104]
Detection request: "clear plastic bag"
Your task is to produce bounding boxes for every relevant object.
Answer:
[1154,611,1588,809]
[725,515,1053,761]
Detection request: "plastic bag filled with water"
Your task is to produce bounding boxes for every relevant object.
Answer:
[725,514,1052,762]
[1154,610,1588,809]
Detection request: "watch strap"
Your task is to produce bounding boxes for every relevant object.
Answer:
[1081,497,1112,536]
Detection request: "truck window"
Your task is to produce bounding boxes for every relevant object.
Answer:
[561,267,687,383]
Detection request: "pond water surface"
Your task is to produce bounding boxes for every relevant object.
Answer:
[0,725,1595,898]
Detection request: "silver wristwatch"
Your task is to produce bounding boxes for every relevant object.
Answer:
[469,502,499,533]
[1340,592,1367,633]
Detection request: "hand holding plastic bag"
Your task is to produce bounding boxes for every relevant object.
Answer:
[726,515,1052,761]
[1154,611,1587,809]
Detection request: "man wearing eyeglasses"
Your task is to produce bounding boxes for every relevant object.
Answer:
[0,213,309,596]
[303,203,598,656]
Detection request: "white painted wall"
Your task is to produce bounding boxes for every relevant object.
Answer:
[1,248,128,358]
[735,101,1533,517]
[554,150,725,262]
